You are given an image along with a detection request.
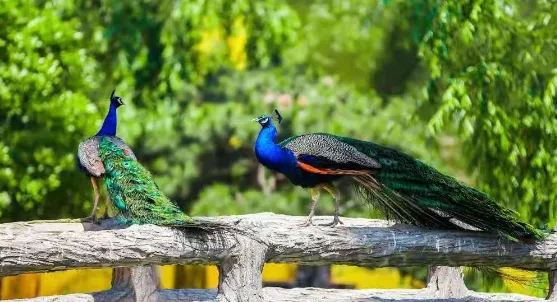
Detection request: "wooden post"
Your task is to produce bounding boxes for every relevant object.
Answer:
[217,237,268,302]
[93,266,160,302]
[548,270,557,301]
[427,266,467,298]
[548,224,557,301]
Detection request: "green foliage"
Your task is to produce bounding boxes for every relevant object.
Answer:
[0,0,301,221]
[1,0,555,296]
[101,0,300,99]
[286,0,388,89]
[414,0,557,226]
[0,0,104,219]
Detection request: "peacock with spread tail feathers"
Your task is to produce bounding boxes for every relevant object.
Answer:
[253,110,546,241]
[77,90,136,222]
[97,137,198,226]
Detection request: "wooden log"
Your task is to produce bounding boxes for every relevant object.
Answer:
[0,213,555,276]
[547,223,557,301]
[4,287,544,302]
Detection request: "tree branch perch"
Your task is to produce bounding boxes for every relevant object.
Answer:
[0,213,554,301]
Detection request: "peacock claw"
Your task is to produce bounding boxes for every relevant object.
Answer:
[319,217,343,227]
[80,215,101,224]
[300,218,315,227]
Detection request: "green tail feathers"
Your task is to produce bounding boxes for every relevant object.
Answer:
[336,136,547,241]
[97,134,544,240]
[98,137,197,226]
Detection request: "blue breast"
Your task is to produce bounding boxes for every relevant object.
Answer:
[255,125,338,188]
[96,103,118,136]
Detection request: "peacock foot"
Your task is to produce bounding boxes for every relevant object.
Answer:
[319,216,344,227]
[80,215,101,224]
[299,216,315,227]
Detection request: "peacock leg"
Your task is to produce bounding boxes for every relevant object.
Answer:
[320,183,343,227]
[301,187,321,226]
[81,177,100,223]
[102,195,110,219]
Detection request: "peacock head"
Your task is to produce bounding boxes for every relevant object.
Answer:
[109,90,124,108]
[253,109,282,127]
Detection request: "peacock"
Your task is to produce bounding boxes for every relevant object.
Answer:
[76,90,136,222]
[253,110,545,241]
[97,137,198,226]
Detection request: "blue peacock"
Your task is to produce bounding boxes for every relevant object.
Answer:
[253,110,546,241]
[77,90,136,222]
[77,91,199,226]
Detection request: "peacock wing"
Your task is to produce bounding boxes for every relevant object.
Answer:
[77,137,105,177]
[279,133,381,174]
[77,136,136,177]
[108,136,137,161]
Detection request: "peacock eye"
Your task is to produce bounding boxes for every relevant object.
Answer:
[261,117,269,124]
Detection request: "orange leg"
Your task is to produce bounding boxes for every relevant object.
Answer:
[301,187,321,226]
[81,177,100,223]
[320,183,343,227]
[102,194,110,219]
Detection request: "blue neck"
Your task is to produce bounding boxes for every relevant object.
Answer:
[257,124,278,145]
[255,124,296,170]
[96,103,118,136]
[254,122,338,188]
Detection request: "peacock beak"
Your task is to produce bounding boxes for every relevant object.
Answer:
[252,117,260,122]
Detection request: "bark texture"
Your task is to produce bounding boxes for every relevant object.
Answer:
[5,288,544,302]
[427,266,468,298]
[0,213,552,301]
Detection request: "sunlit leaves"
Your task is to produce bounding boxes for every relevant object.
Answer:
[0,0,103,220]
[416,0,557,225]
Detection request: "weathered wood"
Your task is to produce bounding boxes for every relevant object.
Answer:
[216,236,267,301]
[0,213,555,277]
[4,287,544,302]
[45,266,163,302]
[0,220,232,276]
[547,223,557,301]
[109,266,159,302]
[427,266,467,298]
[549,270,556,301]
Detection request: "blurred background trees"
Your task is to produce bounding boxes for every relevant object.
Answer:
[1,0,556,297]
